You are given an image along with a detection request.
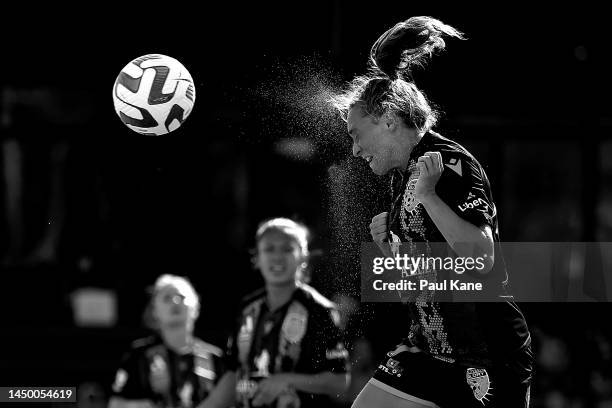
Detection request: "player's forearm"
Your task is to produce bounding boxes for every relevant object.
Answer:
[199,371,237,408]
[283,372,349,397]
[419,192,494,273]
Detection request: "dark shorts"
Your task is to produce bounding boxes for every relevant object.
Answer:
[371,344,534,408]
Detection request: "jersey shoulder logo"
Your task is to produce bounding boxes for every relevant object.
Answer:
[445,157,463,176]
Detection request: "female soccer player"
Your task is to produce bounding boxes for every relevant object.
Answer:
[201,218,349,408]
[331,16,533,408]
[109,274,222,408]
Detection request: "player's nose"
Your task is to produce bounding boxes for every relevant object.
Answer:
[269,251,285,260]
[352,142,362,158]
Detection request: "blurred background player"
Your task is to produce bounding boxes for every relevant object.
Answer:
[331,16,533,408]
[109,274,222,408]
[201,217,349,408]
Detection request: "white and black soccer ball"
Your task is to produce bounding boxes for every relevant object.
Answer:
[113,54,195,135]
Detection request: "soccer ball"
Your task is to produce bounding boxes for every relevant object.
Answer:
[113,54,195,135]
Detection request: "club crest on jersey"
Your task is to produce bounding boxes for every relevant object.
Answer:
[282,311,307,344]
[466,367,492,404]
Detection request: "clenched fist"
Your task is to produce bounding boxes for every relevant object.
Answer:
[415,151,444,201]
[370,212,392,257]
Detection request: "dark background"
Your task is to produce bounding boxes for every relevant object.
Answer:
[1,2,611,407]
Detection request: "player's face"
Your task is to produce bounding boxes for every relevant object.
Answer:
[256,230,305,287]
[152,284,196,328]
[347,106,397,175]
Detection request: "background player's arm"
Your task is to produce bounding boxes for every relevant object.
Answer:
[276,371,349,395]
[198,371,237,408]
[415,151,494,273]
[251,370,348,406]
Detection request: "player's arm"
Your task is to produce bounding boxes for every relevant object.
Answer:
[415,151,494,274]
[198,371,237,408]
[251,370,348,407]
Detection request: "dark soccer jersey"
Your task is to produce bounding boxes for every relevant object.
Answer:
[225,283,349,408]
[386,131,530,367]
[111,335,222,408]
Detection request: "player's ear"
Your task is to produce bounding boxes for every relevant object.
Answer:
[297,251,309,278]
[298,248,308,265]
[147,301,161,330]
[191,304,200,321]
[251,249,261,270]
[383,112,397,131]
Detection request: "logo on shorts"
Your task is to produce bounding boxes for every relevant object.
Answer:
[466,367,492,405]
[384,358,404,377]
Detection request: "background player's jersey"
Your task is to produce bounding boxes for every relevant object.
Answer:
[111,335,222,408]
[387,131,530,367]
[225,283,349,408]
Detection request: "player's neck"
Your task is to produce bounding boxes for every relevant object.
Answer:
[160,326,193,354]
[265,281,297,311]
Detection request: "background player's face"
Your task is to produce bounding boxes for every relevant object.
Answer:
[152,284,197,329]
[347,106,397,175]
[256,229,305,287]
